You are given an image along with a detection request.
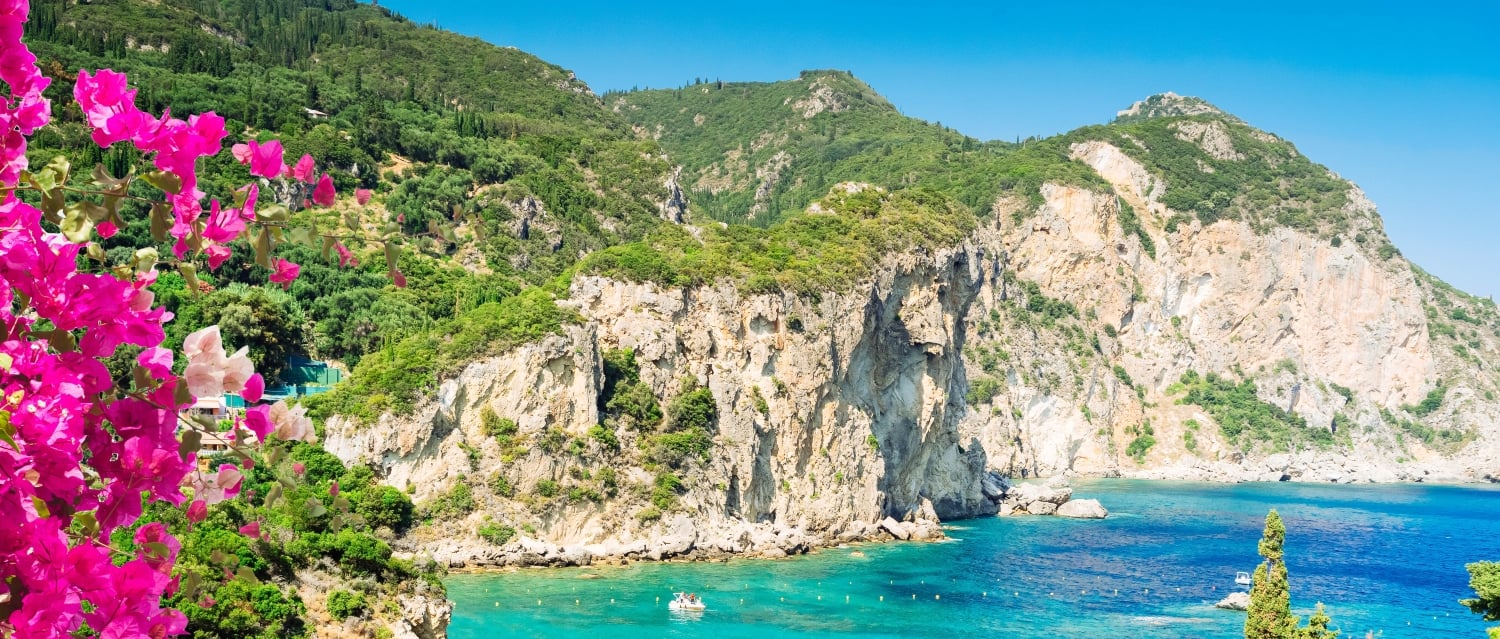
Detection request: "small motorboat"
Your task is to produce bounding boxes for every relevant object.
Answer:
[668,592,706,612]
[1235,571,1252,587]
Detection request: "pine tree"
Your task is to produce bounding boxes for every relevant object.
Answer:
[1461,561,1500,639]
[1301,603,1338,639]
[1245,509,1298,639]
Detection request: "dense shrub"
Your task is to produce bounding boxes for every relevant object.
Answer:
[326,590,367,621]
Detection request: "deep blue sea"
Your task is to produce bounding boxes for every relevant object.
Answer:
[444,480,1500,638]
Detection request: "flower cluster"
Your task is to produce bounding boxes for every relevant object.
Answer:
[0,1,385,636]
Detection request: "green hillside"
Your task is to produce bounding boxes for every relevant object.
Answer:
[615,70,1101,225]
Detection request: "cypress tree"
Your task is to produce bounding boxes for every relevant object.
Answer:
[1245,509,1298,639]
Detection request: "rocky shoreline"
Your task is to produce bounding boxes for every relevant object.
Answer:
[404,512,947,570]
[403,474,1120,570]
[397,465,1496,573]
[1101,451,1488,484]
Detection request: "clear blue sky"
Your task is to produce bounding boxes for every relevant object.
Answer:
[379,0,1500,297]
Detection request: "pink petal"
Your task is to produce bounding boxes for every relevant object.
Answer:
[241,373,264,403]
[312,173,336,207]
[186,500,207,523]
[238,521,260,538]
[292,154,315,182]
[355,188,372,205]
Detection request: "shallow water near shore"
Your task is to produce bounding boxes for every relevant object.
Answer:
[444,480,1500,638]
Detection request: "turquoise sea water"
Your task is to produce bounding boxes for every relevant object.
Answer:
[445,480,1500,638]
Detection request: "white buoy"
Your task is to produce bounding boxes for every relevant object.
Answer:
[935,595,940,600]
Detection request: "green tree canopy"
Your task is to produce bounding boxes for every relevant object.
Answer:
[1462,561,1500,639]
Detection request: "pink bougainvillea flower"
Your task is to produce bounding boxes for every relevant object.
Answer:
[231,142,252,164]
[269,258,300,289]
[237,521,260,539]
[189,464,244,505]
[182,326,255,398]
[312,173,335,206]
[241,404,273,442]
[335,242,356,268]
[390,269,408,289]
[355,188,372,205]
[247,139,286,179]
[135,347,173,380]
[74,69,147,147]
[238,183,259,220]
[291,153,315,182]
[242,373,264,403]
[202,199,245,243]
[96,220,117,238]
[267,400,316,443]
[293,463,306,475]
[205,243,231,270]
[329,481,339,496]
[186,499,208,523]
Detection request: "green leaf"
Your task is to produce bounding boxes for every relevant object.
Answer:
[31,329,76,353]
[45,156,70,184]
[178,430,202,461]
[305,498,328,518]
[91,163,130,189]
[31,497,50,518]
[73,511,98,538]
[264,484,283,508]
[234,566,260,585]
[180,571,202,601]
[0,410,17,450]
[59,204,95,243]
[178,263,200,297]
[287,226,315,246]
[142,541,171,560]
[257,204,289,224]
[322,236,336,261]
[131,365,153,391]
[384,243,400,272]
[149,203,173,242]
[253,227,273,268]
[132,247,159,273]
[142,171,182,195]
[174,376,194,407]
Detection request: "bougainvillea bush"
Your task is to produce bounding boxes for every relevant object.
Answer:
[0,1,400,635]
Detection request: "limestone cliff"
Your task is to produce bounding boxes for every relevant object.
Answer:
[958,128,1499,484]
[325,241,989,565]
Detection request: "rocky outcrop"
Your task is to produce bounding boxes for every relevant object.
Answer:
[326,243,986,567]
[660,166,687,223]
[391,594,453,639]
[956,135,1496,484]
[989,477,1106,519]
[1055,499,1108,519]
[1215,591,1251,611]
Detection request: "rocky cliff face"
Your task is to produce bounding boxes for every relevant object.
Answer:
[957,136,1500,483]
[325,242,992,565]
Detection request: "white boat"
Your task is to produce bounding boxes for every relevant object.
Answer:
[1235,571,1252,587]
[668,592,706,612]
